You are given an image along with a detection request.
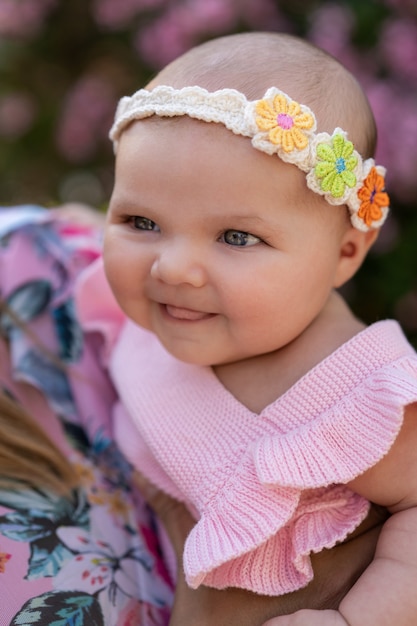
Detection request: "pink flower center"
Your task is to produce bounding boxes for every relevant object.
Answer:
[277,113,294,130]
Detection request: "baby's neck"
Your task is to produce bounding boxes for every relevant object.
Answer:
[213,291,366,414]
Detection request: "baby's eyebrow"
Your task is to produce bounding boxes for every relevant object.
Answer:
[108,197,146,213]
[220,214,266,223]
[201,214,269,231]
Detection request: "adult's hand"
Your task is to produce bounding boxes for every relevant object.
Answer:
[134,472,387,626]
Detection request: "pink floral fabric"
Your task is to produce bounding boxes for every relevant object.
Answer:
[0,206,173,625]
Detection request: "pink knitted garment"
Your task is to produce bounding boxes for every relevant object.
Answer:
[75,259,417,596]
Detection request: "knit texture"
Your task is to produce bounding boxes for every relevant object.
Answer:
[111,319,417,595]
[75,260,417,595]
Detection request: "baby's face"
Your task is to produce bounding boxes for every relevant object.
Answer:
[104,116,349,367]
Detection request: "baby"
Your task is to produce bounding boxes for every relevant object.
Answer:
[78,32,417,624]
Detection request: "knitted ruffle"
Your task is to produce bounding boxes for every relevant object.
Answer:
[76,262,417,595]
[254,361,417,489]
[185,358,417,594]
[183,464,369,594]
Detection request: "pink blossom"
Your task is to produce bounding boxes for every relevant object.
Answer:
[307,3,377,80]
[136,12,192,68]
[367,80,417,202]
[136,0,285,69]
[382,0,417,14]
[308,3,355,57]
[136,0,241,68]
[56,75,117,162]
[0,93,36,138]
[92,0,166,30]
[238,0,287,31]
[380,18,417,84]
[181,0,237,33]
[0,0,56,38]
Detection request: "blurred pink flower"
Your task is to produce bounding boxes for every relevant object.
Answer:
[56,75,117,162]
[136,0,239,68]
[135,0,284,69]
[308,3,355,58]
[181,0,237,32]
[136,13,191,68]
[0,93,36,138]
[307,2,378,81]
[367,80,417,202]
[380,18,417,84]
[0,0,56,38]
[92,0,166,30]
[238,0,286,31]
[382,0,417,14]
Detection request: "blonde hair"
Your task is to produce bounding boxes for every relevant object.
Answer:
[0,391,78,495]
[150,32,377,158]
[0,300,78,496]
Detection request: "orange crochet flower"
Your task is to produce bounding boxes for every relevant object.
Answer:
[255,93,315,152]
[357,167,389,227]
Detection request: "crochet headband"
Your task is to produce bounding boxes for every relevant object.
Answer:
[109,85,389,232]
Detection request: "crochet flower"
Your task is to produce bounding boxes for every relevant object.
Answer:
[255,92,315,153]
[314,133,358,198]
[356,166,389,228]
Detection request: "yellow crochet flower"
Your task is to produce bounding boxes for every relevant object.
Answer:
[314,133,358,198]
[255,93,315,152]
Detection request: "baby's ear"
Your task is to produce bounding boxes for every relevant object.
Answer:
[333,226,379,288]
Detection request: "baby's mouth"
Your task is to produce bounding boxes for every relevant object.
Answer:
[164,304,214,321]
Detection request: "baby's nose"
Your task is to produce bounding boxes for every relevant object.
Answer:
[150,241,206,287]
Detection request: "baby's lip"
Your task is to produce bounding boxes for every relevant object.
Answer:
[163,303,215,321]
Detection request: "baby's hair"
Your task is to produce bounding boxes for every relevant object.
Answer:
[149,32,377,159]
[0,390,78,495]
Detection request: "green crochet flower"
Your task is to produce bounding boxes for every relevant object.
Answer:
[314,133,358,198]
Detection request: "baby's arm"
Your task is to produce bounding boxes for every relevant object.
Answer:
[263,401,417,626]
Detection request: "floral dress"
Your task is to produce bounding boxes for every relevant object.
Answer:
[0,206,173,625]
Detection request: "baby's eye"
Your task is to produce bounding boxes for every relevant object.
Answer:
[221,230,261,247]
[131,216,160,232]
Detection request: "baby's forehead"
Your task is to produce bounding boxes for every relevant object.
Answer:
[119,113,315,211]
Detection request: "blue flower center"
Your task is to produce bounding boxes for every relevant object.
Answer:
[335,157,346,173]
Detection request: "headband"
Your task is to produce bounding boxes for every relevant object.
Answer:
[109,85,389,232]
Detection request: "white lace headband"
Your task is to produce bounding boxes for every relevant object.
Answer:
[109,85,389,232]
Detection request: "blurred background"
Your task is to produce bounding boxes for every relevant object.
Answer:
[0,0,417,344]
